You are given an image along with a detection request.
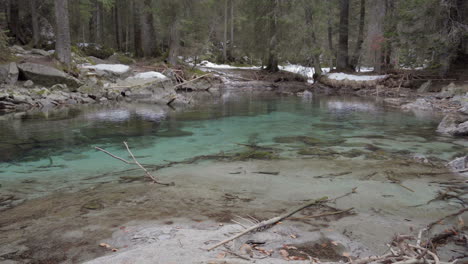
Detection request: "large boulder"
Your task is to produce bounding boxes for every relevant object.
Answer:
[18,63,83,88]
[0,62,19,85]
[437,83,468,99]
[437,113,468,136]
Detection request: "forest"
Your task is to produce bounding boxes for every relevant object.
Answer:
[0,1,467,264]
[1,0,467,75]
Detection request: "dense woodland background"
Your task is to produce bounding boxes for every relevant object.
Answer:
[0,0,467,75]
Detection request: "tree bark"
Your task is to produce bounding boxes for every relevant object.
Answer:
[327,0,335,69]
[350,0,365,70]
[304,2,322,76]
[230,0,234,59]
[223,0,228,62]
[337,0,351,71]
[8,0,19,43]
[265,0,279,73]
[367,0,386,73]
[113,4,121,50]
[133,0,143,57]
[168,19,179,65]
[54,0,71,67]
[140,0,157,57]
[30,0,41,47]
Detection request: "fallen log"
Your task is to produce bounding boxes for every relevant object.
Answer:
[207,196,328,251]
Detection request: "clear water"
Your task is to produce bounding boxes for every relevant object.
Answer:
[0,95,464,198]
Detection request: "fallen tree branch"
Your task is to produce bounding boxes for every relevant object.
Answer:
[95,146,133,164]
[123,142,174,186]
[94,143,174,186]
[173,73,212,88]
[207,196,328,251]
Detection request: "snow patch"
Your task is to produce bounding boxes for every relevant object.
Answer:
[129,71,168,80]
[198,60,260,70]
[83,64,131,74]
[327,73,387,81]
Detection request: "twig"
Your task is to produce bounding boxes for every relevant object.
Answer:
[329,187,358,203]
[427,208,468,231]
[207,196,328,251]
[123,142,173,186]
[95,146,133,164]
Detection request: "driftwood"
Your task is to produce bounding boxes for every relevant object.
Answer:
[207,196,329,251]
[173,73,212,88]
[94,143,174,186]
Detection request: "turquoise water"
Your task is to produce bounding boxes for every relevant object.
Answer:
[0,95,464,198]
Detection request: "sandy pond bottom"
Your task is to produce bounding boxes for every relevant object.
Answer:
[0,95,467,263]
[1,158,466,264]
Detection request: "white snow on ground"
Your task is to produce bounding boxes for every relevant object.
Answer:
[83,64,130,74]
[198,60,260,70]
[327,72,387,81]
[129,71,168,80]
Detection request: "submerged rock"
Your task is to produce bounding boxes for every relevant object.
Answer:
[447,156,467,172]
[82,199,104,210]
[18,63,83,88]
[234,149,278,160]
[297,148,338,156]
[156,129,193,137]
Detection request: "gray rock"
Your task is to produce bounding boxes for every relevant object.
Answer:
[448,156,468,171]
[31,49,50,57]
[11,94,32,104]
[87,56,107,65]
[99,97,108,103]
[18,63,83,88]
[460,105,468,115]
[23,80,34,88]
[437,83,468,99]
[417,80,432,93]
[47,92,68,103]
[0,62,19,85]
[437,113,468,136]
[401,98,434,111]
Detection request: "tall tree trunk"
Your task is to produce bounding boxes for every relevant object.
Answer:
[140,0,157,57]
[113,5,121,50]
[350,0,365,70]
[265,0,279,73]
[327,0,335,69]
[133,0,143,57]
[30,0,41,47]
[168,19,179,65]
[304,1,322,76]
[223,0,228,62]
[337,0,350,71]
[367,0,386,73]
[8,0,19,43]
[54,0,71,67]
[96,0,102,44]
[230,0,234,59]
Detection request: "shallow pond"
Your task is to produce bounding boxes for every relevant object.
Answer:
[0,94,466,263]
[0,94,464,198]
